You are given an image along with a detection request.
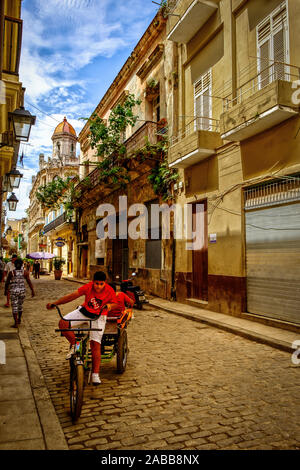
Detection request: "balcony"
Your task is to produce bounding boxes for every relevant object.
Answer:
[220,62,300,142]
[167,0,218,44]
[28,217,45,234]
[75,121,163,207]
[43,212,67,234]
[3,16,23,75]
[125,121,158,156]
[169,116,222,168]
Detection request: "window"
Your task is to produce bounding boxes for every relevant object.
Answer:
[194,69,212,131]
[257,1,289,88]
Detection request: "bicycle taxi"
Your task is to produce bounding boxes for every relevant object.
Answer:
[54,304,133,422]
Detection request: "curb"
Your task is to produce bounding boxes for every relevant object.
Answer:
[18,322,69,450]
[148,301,295,354]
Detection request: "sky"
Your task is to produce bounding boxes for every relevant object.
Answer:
[8,0,159,220]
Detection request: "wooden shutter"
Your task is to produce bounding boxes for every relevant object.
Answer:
[194,70,212,131]
[195,95,202,131]
[259,39,271,87]
[257,1,288,88]
[273,28,285,80]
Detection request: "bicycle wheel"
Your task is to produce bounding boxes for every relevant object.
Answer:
[70,360,84,422]
[117,329,128,374]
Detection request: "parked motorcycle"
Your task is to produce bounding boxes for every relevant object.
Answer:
[116,272,148,310]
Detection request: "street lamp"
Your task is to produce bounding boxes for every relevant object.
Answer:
[7,193,18,211]
[6,169,23,189]
[8,106,36,142]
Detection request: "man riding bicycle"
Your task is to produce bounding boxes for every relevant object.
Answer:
[46,271,118,385]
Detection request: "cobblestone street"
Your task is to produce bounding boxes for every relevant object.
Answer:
[21,277,300,451]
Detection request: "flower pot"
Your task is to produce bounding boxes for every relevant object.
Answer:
[54,269,62,280]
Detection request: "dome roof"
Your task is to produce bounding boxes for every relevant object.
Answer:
[53,117,77,137]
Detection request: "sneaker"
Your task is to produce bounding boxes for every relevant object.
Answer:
[65,345,76,360]
[92,373,101,386]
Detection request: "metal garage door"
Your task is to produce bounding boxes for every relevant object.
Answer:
[245,178,300,324]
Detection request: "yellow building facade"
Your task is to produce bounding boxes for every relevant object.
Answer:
[28,118,79,275]
[0,0,23,176]
[167,0,300,325]
[76,10,175,298]
[0,0,28,248]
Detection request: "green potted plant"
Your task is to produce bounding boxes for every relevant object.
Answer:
[53,257,65,280]
[145,78,159,101]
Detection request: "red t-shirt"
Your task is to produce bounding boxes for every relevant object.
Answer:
[77,282,118,316]
[116,292,131,312]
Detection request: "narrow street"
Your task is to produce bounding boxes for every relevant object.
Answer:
[21,277,300,450]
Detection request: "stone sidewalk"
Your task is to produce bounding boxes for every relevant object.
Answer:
[0,298,68,450]
[63,276,299,354]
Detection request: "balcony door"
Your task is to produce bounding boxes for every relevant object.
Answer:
[257,1,289,89]
[194,69,212,131]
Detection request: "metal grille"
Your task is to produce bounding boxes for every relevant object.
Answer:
[43,212,67,234]
[244,177,300,210]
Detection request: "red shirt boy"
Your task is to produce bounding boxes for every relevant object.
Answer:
[77,281,118,316]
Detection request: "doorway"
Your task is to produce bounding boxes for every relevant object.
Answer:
[112,238,128,280]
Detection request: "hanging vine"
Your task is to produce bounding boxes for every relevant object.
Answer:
[82,93,179,200]
[84,93,141,188]
[36,176,80,219]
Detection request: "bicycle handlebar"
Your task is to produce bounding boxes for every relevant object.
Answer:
[51,303,108,318]
[51,304,65,320]
[52,304,108,333]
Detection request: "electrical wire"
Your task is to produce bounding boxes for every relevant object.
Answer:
[24,100,61,123]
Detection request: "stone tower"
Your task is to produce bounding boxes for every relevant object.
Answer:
[51,117,77,165]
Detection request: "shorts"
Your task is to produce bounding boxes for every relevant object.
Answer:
[63,307,107,344]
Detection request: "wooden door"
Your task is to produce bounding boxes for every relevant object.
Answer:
[192,200,208,300]
[113,239,128,280]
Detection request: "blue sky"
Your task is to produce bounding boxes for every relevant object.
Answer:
[10,0,159,219]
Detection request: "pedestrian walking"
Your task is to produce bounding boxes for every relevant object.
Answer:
[25,261,31,273]
[3,254,18,307]
[4,258,35,328]
[33,260,40,279]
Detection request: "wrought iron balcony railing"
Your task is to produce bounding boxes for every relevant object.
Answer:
[43,212,67,234]
[125,121,158,156]
[223,61,300,112]
[170,115,220,147]
[76,121,161,193]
